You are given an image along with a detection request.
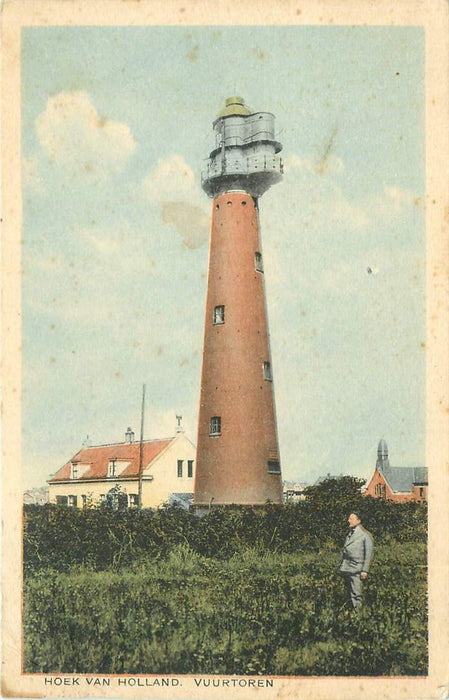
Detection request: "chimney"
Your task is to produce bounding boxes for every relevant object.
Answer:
[125,427,135,444]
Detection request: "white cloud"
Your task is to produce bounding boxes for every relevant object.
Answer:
[359,184,421,226]
[35,91,136,177]
[142,154,197,202]
[383,184,419,213]
[142,154,210,249]
[80,226,130,257]
[273,153,419,239]
[268,153,369,235]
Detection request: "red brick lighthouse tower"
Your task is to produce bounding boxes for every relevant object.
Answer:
[194,97,284,508]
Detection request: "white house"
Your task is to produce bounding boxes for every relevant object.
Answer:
[48,429,196,508]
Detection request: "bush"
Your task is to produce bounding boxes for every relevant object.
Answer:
[23,494,427,577]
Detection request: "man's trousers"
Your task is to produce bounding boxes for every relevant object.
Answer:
[342,573,363,611]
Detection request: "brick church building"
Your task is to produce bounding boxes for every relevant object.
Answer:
[364,439,427,503]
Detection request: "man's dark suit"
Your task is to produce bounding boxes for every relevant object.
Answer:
[337,524,373,610]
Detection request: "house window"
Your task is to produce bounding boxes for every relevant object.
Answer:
[81,495,87,507]
[129,494,138,507]
[108,459,117,477]
[263,361,272,381]
[210,416,221,436]
[177,460,183,478]
[213,305,225,325]
[255,252,264,273]
[419,487,424,497]
[68,495,77,508]
[71,464,79,479]
[268,460,281,474]
[100,494,106,502]
[188,460,194,478]
[56,495,68,506]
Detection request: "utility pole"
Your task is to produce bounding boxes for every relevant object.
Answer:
[138,383,146,508]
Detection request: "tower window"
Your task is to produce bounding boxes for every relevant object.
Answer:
[263,361,272,381]
[241,200,247,206]
[210,416,221,436]
[268,460,281,474]
[177,460,183,478]
[227,201,232,206]
[213,305,225,325]
[255,252,264,273]
[188,460,194,477]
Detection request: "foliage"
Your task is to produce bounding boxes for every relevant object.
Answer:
[23,543,427,676]
[23,486,427,577]
[23,480,428,676]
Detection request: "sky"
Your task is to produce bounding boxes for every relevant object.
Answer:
[21,25,425,489]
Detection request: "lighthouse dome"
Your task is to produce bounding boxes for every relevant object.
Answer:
[217,96,252,117]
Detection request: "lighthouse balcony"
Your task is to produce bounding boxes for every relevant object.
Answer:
[201,153,283,198]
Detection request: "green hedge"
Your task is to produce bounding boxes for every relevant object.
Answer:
[23,543,427,676]
[23,484,427,577]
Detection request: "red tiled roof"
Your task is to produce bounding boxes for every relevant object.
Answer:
[49,438,175,482]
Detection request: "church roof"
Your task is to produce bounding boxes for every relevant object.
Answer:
[382,466,428,493]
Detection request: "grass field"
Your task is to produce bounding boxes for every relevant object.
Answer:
[23,541,427,676]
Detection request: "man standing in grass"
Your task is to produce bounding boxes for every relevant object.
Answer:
[337,511,374,611]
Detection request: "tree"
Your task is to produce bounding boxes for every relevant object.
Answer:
[304,476,366,508]
[301,476,367,547]
[101,485,128,511]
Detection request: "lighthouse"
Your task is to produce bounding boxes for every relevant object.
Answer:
[194,97,284,509]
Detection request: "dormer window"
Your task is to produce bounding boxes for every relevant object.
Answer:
[70,461,89,479]
[108,459,117,477]
[106,459,130,478]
